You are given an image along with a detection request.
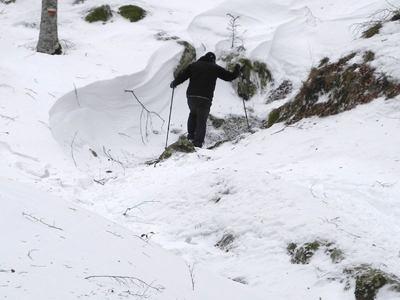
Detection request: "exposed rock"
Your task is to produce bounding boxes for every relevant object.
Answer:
[391,12,400,21]
[206,114,260,149]
[174,41,196,79]
[267,80,293,103]
[0,0,16,4]
[344,265,400,300]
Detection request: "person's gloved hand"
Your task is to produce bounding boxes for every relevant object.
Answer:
[170,81,176,88]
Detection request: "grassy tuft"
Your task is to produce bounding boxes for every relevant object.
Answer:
[263,52,400,127]
[362,23,382,38]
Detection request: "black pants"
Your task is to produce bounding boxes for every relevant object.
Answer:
[187,97,211,147]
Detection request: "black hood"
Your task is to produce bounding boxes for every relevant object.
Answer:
[198,52,216,63]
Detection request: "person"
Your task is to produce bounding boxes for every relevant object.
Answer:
[170,52,241,147]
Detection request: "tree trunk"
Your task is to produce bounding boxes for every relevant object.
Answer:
[37,0,62,55]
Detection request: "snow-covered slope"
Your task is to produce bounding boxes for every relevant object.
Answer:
[0,178,260,300]
[74,97,400,300]
[1,0,400,299]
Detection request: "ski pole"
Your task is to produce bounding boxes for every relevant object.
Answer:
[242,98,251,131]
[238,66,251,132]
[165,87,175,148]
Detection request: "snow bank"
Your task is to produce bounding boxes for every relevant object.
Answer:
[49,42,184,163]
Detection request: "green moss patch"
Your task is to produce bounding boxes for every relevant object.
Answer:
[326,247,345,264]
[118,5,146,22]
[344,265,400,300]
[85,5,112,23]
[287,241,321,264]
[158,135,195,161]
[174,41,196,79]
[288,240,345,264]
[264,52,400,128]
[266,109,280,128]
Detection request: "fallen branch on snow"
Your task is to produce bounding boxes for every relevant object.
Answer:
[84,275,164,292]
[123,201,160,216]
[22,212,63,231]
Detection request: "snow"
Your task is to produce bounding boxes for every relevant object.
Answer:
[0,178,260,300]
[74,98,400,299]
[1,0,400,299]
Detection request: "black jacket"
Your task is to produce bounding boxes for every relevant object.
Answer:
[172,56,240,101]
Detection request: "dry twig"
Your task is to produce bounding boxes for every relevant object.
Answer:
[84,275,164,293]
[123,201,160,216]
[22,212,63,231]
[125,90,165,144]
[70,131,79,168]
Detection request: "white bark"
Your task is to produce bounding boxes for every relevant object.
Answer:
[37,0,62,55]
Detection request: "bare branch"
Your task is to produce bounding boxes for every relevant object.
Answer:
[351,4,400,37]
[125,90,165,145]
[102,146,126,174]
[186,262,196,291]
[106,230,123,238]
[70,131,79,168]
[93,176,117,185]
[84,275,164,293]
[25,92,37,101]
[22,212,63,231]
[0,114,18,122]
[73,83,81,107]
[123,201,160,216]
[27,249,39,260]
[227,13,241,49]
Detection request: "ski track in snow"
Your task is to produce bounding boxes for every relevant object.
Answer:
[1,0,400,299]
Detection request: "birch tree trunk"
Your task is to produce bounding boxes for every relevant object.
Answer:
[37,0,62,55]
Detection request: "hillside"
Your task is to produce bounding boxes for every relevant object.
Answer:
[1,0,400,299]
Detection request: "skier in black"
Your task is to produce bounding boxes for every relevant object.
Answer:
[170,52,241,147]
